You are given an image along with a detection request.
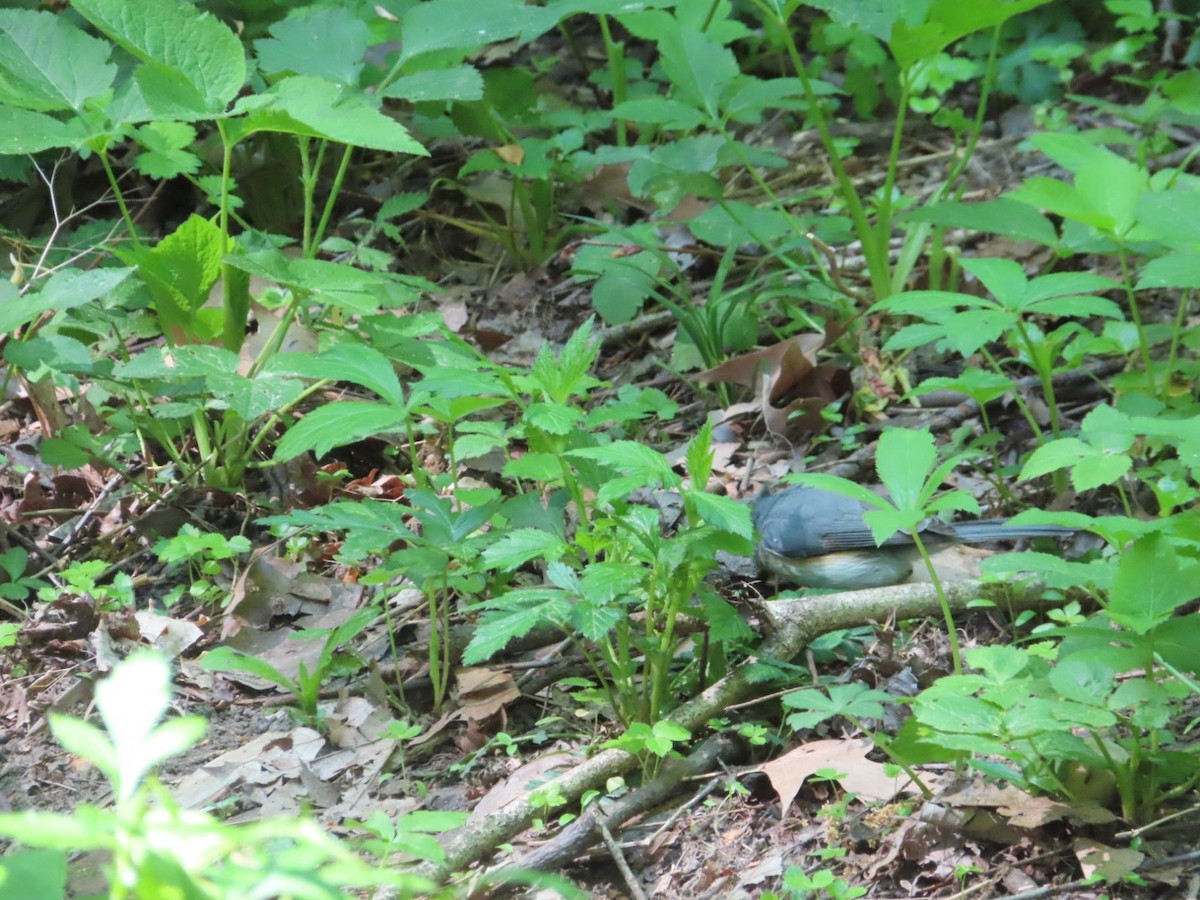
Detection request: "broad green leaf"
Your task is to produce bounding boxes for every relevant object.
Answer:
[1048,653,1116,705]
[801,0,931,42]
[525,402,585,436]
[0,9,114,112]
[0,848,67,899]
[1135,190,1200,249]
[688,491,754,540]
[612,97,704,130]
[119,214,223,343]
[254,7,369,84]
[657,28,739,120]
[0,267,132,334]
[959,257,1027,305]
[1011,177,1108,229]
[201,646,295,690]
[1137,252,1200,289]
[0,106,87,153]
[568,441,674,483]
[481,529,569,571]
[207,372,304,420]
[272,401,409,462]
[903,198,1059,246]
[589,262,656,325]
[378,66,485,103]
[890,0,1052,70]
[464,602,563,664]
[73,0,244,114]
[226,251,422,312]
[400,0,529,60]
[269,343,403,405]
[1109,534,1198,634]
[236,76,426,155]
[133,121,200,179]
[0,810,116,851]
[569,600,623,642]
[875,427,936,511]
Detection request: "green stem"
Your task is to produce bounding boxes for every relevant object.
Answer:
[1118,247,1156,393]
[910,531,962,675]
[98,149,141,248]
[312,144,355,255]
[597,15,627,147]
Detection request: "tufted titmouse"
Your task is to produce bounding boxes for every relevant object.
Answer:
[753,484,1073,589]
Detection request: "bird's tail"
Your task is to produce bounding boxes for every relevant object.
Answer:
[950,520,1075,544]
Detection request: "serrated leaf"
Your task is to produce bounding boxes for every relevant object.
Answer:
[464,598,566,664]
[525,402,584,435]
[254,6,369,84]
[240,75,427,155]
[73,0,244,114]
[0,106,87,153]
[481,529,569,571]
[133,121,199,178]
[400,0,529,60]
[273,401,409,462]
[688,491,753,539]
[378,66,484,103]
[269,343,403,405]
[0,9,115,112]
[658,27,738,119]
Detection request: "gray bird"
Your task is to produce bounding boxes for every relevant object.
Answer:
[753,485,1073,589]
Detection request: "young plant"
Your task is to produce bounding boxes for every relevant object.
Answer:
[789,427,982,674]
[875,258,1119,438]
[0,651,450,898]
[200,607,378,728]
[466,419,756,727]
[154,524,251,609]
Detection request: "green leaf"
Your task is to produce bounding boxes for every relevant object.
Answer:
[688,491,754,540]
[254,6,369,84]
[903,198,1058,246]
[801,0,931,43]
[0,848,67,899]
[227,251,423,313]
[270,343,403,405]
[525,402,585,436]
[246,76,427,154]
[570,600,623,642]
[73,0,244,115]
[0,9,115,112]
[568,442,674,484]
[273,401,409,462]
[875,427,936,511]
[133,121,200,179]
[399,0,529,60]
[1109,533,1198,634]
[0,267,132,335]
[657,27,739,120]
[889,0,1052,70]
[0,105,87,153]
[464,601,561,664]
[1137,252,1200,290]
[120,214,224,342]
[481,529,569,571]
[0,809,116,852]
[201,646,295,690]
[378,66,485,103]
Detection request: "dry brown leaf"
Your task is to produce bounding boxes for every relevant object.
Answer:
[695,331,850,436]
[757,738,917,810]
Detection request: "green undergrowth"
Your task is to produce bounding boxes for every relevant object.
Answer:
[2,0,1200,895]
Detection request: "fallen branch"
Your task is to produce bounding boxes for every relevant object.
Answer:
[407,578,1054,886]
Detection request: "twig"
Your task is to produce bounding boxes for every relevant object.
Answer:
[597,820,647,900]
